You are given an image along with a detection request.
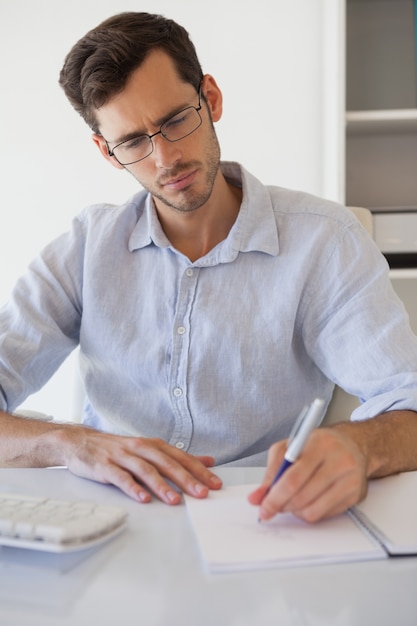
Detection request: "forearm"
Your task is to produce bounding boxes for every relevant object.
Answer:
[333,410,417,479]
[0,410,222,504]
[0,410,77,468]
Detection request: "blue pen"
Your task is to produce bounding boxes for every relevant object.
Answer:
[267,397,325,490]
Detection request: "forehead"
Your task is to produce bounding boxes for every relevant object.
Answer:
[95,49,194,141]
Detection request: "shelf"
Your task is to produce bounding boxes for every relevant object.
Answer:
[346,0,417,111]
[346,109,417,134]
[390,268,417,280]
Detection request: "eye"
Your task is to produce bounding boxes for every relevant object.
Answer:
[164,109,191,131]
[122,136,149,151]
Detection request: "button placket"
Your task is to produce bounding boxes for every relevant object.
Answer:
[168,266,199,450]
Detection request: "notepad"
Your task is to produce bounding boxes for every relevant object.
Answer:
[185,471,417,573]
[354,471,417,555]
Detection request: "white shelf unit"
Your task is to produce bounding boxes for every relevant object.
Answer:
[345,0,417,334]
[345,0,417,210]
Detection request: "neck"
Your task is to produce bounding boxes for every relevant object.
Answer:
[154,173,242,262]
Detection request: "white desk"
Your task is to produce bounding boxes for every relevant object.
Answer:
[0,467,416,626]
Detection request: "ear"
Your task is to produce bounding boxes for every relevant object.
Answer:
[91,133,125,170]
[201,74,223,123]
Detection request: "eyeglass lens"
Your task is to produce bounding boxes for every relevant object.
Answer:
[112,106,202,165]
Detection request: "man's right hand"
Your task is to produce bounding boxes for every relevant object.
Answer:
[0,412,222,504]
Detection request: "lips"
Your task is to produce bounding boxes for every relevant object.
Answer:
[161,169,197,191]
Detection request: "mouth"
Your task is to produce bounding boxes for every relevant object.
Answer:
[161,168,197,191]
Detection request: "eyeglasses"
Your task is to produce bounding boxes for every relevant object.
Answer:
[105,85,202,165]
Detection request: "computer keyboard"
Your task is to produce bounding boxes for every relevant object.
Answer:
[0,492,128,552]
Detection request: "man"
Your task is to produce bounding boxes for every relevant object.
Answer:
[1,12,417,522]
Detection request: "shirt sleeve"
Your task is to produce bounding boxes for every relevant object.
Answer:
[301,215,417,420]
[0,215,85,412]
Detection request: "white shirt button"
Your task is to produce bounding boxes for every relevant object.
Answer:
[175,441,185,449]
[177,326,186,335]
[186,268,194,277]
[173,387,182,397]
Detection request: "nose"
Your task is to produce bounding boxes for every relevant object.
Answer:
[152,133,182,169]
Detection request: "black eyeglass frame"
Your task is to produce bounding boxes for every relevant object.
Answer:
[105,83,203,166]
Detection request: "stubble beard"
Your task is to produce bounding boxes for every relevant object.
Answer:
[131,128,221,214]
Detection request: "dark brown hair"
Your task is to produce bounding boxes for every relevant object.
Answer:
[59,12,203,132]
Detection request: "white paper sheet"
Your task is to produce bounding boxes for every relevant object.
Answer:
[185,484,386,573]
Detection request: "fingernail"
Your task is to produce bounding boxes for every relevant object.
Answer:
[209,475,222,487]
[166,490,180,504]
[258,508,268,521]
[193,483,208,496]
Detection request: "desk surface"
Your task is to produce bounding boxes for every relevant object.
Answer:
[0,467,416,626]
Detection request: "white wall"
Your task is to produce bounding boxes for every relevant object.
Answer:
[0,0,340,419]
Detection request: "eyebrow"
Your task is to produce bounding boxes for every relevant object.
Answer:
[109,99,196,147]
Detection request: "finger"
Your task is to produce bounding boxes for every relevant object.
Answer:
[67,431,221,504]
[102,464,155,503]
[290,472,367,523]
[67,437,187,504]
[247,484,269,506]
[260,452,367,523]
[262,441,288,485]
[256,469,311,521]
[170,450,221,487]
[195,455,216,468]
[247,441,290,507]
[148,440,223,491]
[282,438,368,521]
[257,451,323,520]
[123,439,222,501]
[69,457,156,504]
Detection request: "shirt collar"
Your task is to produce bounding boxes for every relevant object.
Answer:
[128,162,280,260]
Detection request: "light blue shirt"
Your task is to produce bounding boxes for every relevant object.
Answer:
[1,162,417,466]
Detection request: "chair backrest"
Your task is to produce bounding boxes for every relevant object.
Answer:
[322,386,360,426]
[348,206,373,235]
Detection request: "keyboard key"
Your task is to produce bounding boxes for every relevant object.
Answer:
[0,493,128,552]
